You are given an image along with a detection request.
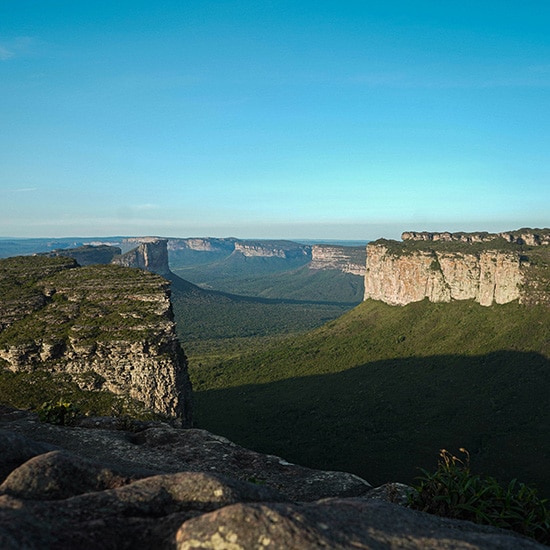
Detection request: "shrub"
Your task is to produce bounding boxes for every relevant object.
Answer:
[37,398,80,426]
[409,448,550,544]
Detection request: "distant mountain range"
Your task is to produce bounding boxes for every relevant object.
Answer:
[0,236,367,305]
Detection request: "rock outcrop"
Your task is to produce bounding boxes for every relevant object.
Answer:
[364,244,523,306]
[309,244,366,275]
[0,256,192,424]
[402,228,550,246]
[233,240,310,259]
[364,230,550,306]
[168,237,237,254]
[112,238,171,275]
[0,406,546,550]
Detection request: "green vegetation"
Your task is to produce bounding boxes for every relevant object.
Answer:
[0,260,169,348]
[171,252,363,304]
[410,449,550,544]
[168,272,354,369]
[0,256,175,420]
[189,299,550,496]
[374,236,526,256]
[37,398,80,425]
[0,369,162,420]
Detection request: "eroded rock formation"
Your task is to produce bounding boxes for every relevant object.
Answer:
[0,256,192,424]
[112,238,171,275]
[309,244,366,275]
[402,228,550,246]
[233,240,310,259]
[363,229,550,307]
[364,244,524,306]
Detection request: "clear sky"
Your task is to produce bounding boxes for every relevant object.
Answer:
[1,1,549,240]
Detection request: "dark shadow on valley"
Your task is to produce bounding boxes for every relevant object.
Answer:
[193,350,550,497]
[167,271,360,308]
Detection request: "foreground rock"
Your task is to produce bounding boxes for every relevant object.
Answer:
[0,407,547,549]
[176,499,545,550]
[0,407,371,502]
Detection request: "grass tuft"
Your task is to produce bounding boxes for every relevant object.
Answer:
[409,448,550,544]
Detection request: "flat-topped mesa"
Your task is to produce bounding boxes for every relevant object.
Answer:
[233,240,311,259]
[310,244,366,276]
[112,238,170,276]
[168,237,237,253]
[364,229,550,307]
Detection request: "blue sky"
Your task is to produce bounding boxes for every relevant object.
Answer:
[1,1,549,240]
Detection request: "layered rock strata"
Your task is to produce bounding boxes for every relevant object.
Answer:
[310,244,366,275]
[364,243,524,306]
[402,228,550,246]
[112,238,171,275]
[0,256,192,424]
[233,240,310,259]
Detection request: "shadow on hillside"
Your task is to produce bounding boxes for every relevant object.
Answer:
[193,350,550,497]
[167,271,360,307]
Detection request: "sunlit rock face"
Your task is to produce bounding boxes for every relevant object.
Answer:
[233,240,310,259]
[112,239,171,276]
[364,242,524,307]
[168,238,237,253]
[309,245,366,276]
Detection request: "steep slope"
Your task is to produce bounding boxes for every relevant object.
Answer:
[190,299,550,496]
[0,256,192,424]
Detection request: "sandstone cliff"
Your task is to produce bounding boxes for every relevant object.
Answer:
[310,244,366,275]
[168,237,237,254]
[112,238,171,275]
[364,230,550,306]
[233,239,310,259]
[0,256,192,424]
[402,228,550,246]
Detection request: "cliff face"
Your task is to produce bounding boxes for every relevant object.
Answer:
[309,245,366,275]
[112,239,170,276]
[168,237,237,254]
[364,244,523,306]
[0,256,192,424]
[233,240,310,259]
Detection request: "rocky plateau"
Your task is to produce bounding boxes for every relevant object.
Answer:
[0,255,192,424]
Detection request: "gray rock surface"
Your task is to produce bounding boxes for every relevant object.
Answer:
[176,498,546,550]
[0,406,547,549]
[0,256,192,424]
[0,407,371,502]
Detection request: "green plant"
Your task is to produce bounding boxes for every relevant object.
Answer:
[37,398,80,426]
[409,448,550,544]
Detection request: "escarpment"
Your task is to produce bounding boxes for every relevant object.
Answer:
[0,256,192,425]
[310,244,366,275]
[233,239,310,259]
[112,238,171,275]
[365,229,550,306]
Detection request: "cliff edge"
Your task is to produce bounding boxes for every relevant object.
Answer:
[0,256,192,425]
[364,229,550,306]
